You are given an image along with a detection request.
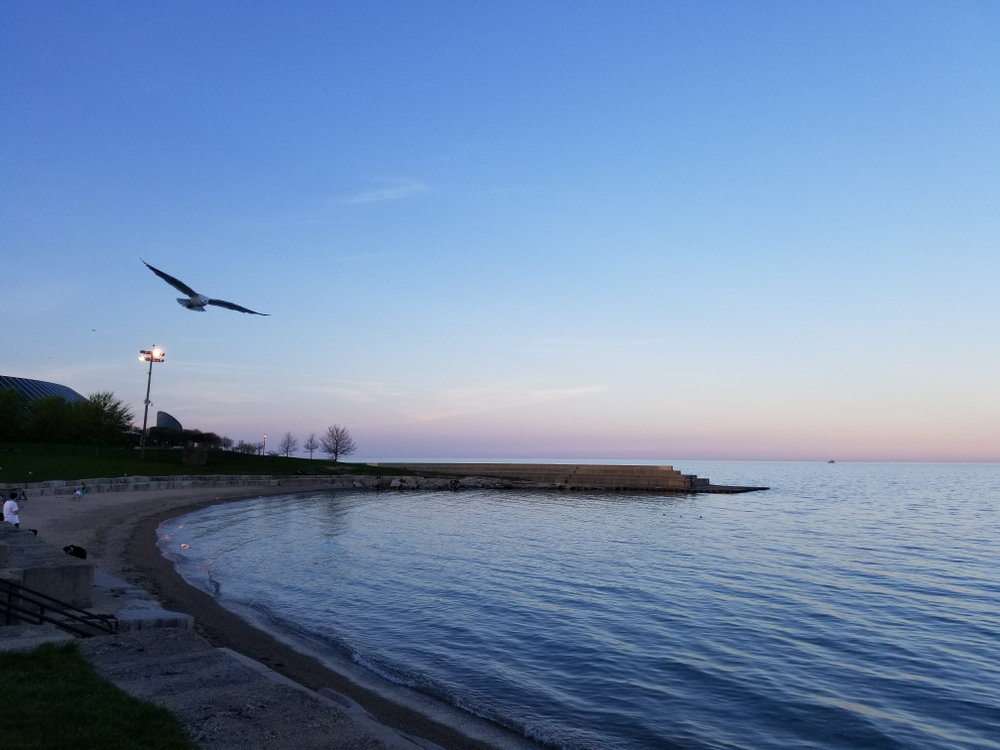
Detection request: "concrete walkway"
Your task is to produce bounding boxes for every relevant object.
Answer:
[78,628,442,750]
[1,533,445,750]
[1,575,442,750]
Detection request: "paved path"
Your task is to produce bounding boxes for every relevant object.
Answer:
[78,628,441,750]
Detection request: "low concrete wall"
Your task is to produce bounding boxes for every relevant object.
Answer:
[1,474,334,498]
[0,524,94,608]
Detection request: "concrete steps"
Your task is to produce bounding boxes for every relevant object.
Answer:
[78,629,438,750]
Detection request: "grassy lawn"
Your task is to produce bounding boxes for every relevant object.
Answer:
[0,641,194,750]
[0,442,412,485]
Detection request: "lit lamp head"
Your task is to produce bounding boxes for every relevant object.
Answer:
[139,347,166,363]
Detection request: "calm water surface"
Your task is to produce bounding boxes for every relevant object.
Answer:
[158,462,1000,749]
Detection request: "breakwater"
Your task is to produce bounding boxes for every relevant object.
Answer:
[2,465,767,497]
[377,462,768,492]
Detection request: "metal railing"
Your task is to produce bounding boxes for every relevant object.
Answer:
[0,577,117,637]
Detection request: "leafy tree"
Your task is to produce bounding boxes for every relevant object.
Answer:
[25,396,74,444]
[321,424,356,462]
[279,431,298,457]
[75,391,134,452]
[147,427,223,448]
[0,388,28,442]
[303,433,319,459]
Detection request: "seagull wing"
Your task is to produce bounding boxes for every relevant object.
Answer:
[207,299,270,316]
[142,260,200,298]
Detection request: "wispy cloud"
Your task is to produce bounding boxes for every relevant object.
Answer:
[341,179,427,205]
[513,336,676,354]
[307,380,414,403]
[331,252,394,263]
[303,379,606,422]
[407,384,606,423]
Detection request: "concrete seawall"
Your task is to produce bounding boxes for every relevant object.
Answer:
[378,463,710,491]
[2,466,767,498]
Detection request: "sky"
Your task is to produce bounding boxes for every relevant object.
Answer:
[2,1,998,462]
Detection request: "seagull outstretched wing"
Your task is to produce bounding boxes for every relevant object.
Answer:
[207,299,270,316]
[142,259,270,315]
[142,260,199,298]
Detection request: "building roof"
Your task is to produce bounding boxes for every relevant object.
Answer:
[0,375,86,403]
[156,411,183,431]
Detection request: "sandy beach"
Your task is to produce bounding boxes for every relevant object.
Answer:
[20,484,515,750]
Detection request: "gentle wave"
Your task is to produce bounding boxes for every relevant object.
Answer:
[157,462,1000,750]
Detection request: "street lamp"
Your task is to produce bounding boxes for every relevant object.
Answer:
[262,434,266,455]
[138,346,165,459]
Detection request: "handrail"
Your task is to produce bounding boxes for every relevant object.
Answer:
[0,578,117,637]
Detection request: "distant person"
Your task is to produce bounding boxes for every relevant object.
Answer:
[4,490,21,528]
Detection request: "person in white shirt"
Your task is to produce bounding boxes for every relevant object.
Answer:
[4,490,21,528]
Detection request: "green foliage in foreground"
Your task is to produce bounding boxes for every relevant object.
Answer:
[0,641,194,750]
[0,442,413,484]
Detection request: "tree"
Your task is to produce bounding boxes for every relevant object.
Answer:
[0,388,28,442]
[147,427,223,449]
[25,396,74,444]
[279,431,298,457]
[234,440,262,455]
[321,424,356,462]
[219,436,234,450]
[75,392,134,452]
[303,433,319,459]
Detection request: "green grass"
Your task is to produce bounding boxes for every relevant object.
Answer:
[0,641,194,750]
[0,442,413,484]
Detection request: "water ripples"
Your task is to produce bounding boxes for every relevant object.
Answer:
[158,462,1000,749]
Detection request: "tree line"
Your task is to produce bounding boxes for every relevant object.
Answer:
[0,387,358,462]
[0,388,134,448]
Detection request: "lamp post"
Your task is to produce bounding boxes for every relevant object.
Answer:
[138,346,165,459]
[262,434,266,455]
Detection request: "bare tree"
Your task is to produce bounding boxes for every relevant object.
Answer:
[321,424,357,462]
[303,433,319,459]
[279,431,298,457]
[234,440,262,455]
[219,436,234,450]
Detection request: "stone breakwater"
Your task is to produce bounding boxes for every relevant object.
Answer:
[379,462,707,491]
[3,466,768,497]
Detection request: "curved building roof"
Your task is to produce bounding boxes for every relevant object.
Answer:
[0,375,86,403]
[156,411,183,431]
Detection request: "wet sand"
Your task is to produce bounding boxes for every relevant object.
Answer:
[23,485,522,750]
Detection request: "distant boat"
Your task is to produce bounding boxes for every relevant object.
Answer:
[828,460,835,463]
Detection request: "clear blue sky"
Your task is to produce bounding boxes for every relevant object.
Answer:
[2,1,998,461]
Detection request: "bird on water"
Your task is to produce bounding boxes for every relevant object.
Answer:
[141,260,270,316]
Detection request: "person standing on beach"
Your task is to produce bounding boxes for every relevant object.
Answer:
[4,490,21,528]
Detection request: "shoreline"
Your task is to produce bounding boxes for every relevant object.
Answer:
[24,483,537,750]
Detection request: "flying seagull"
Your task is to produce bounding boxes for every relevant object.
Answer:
[142,260,270,316]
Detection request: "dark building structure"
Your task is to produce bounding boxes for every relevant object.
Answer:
[0,375,85,403]
[156,411,183,431]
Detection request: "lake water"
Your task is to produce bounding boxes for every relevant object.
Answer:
[157,461,1000,749]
